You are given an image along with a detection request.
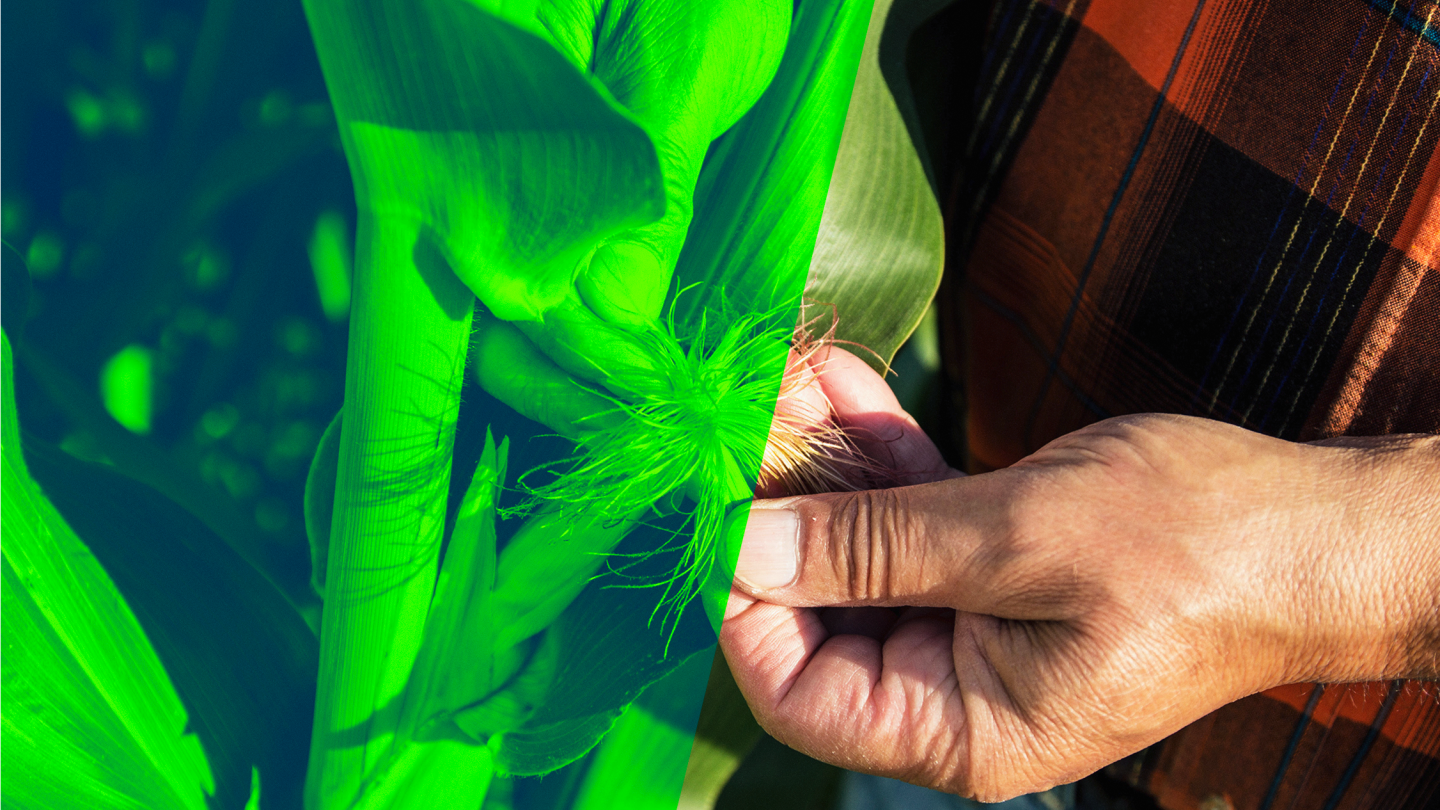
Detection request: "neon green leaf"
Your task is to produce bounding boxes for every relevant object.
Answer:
[244,768,262,810]
[303,409,343,599]
[671,0,875,328]
[303,0,665,322]
[22,422,319,810]
[1,330,214,810]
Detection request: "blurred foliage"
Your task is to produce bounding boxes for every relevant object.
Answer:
[4,0,354,609]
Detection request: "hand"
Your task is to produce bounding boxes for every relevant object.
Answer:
[718,358,1440,801]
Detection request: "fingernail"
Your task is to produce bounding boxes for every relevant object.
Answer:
[734,507,799,590]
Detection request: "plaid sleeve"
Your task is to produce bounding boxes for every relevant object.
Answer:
[935,0,1440,807]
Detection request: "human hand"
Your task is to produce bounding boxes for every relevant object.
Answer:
[718,360,1440,801]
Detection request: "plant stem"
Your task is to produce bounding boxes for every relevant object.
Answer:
[304,214,474,810]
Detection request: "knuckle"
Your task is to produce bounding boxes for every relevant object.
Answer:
[824,489,918,602]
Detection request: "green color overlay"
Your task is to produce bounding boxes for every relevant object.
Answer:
[2,0,948,808]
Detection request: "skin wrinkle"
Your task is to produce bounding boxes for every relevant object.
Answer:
[959,616,1055,800]
[720,351,1439,800]
[741,602,815,705]
[872,490,892,602]
[884,618,957,744]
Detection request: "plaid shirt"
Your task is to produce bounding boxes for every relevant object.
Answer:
[932,0,1440,807]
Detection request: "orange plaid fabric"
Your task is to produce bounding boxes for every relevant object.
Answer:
[934,0,1440,807]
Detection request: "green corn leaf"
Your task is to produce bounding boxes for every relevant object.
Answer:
[493,709,622,778]
[570,704,692,810]
[803,0,946,370]
[677,655,765,810]
[346,739,496,810]
[303,0,665,323]
[570,649,714,809]
[453,629,560,740]
[22,433,318,810]
[303,409,343,599]
[1,330,214,810]
[404,430,508,734]
[477,519,716,776]
[489,508,639,654]
[671,0,875,330]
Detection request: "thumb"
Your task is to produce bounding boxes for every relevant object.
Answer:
[724,481,1001,611]
[577,240,667,325]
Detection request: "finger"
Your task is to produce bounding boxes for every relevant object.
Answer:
[471,315,620,437]
[514,291,662,389]
[719,591,973,787]
[578,240,667,324]
[722,475,1040,615]
[807,346,961,485]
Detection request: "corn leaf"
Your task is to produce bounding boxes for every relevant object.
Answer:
[671,0,874,331]
[1,330,214,810]
[804,0,946,370]
[478,519,716,776]
[493,710,622,779]
[571,705,692,810]
[677,655,765,810]
[570,650,714,809]
[302,0,664,323]
[404,430,507,734]
[304,409,343,599]
[488,508,638,654]
[21,434,318,810]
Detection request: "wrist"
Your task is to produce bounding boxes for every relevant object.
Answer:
[1283,434,1440,684]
